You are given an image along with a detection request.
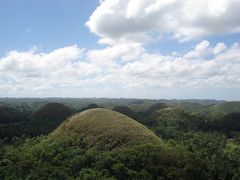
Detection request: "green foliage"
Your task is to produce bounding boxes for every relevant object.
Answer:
[208,113,240,136]
[0,137,207,180]
[112,106,138,120]
[211,101,240,114]
[79,103,101,112]
[1,98,240,179]
[146,103,173,114]
[177,102,209,114]
[31,102,73,122]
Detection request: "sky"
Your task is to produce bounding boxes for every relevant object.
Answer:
[0,0,240,100]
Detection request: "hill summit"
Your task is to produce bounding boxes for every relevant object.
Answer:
[112,106,138,119]
[52,108,160,150]
[31,102,73,122]
[211,101,240,114]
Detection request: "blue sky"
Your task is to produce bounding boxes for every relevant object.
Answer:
[0,0,99,55]
[0,0,240,100]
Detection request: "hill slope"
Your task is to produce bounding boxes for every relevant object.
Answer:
[151,108,188,121]
[177,102,207,113]
[80,103,100,111]
[31,102,73,122]
[0,106,22,123]
[211,101,240,114]
[52,108,160,150]
[112,106,138,119]
[147,103,174,114]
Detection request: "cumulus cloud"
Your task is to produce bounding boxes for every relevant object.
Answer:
[213,43,227,54]
[1,0,240,98]
[0,41,240,97]
[86,0,240,44]
[0,46,101,95]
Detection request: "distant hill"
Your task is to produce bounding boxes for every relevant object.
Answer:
[129,102,156,112]
[151,108,188,120]
[177,102,207,113]
[80,103,100,111]
[52,108,160,150]
[146,103,174,114]
[209,113,240,136]
[0,106,22,123]
[112,106,138,119]
[143,107,206,138]
[146,108,190,128]
[211,101,240,114]
[31,102,73,122]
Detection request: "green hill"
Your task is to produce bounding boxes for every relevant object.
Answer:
[112,106,138,119]
[0,106,13,123]
[147,103,174,114]
[52,108,160,150]
[31,102,73,122]
[151,108,188,121]
[129,102,155,112]
[211,113,240,136]
[211,101,240,114]
[0,106,22,123]
[146,108,190,128]
[80,103,100,111]
[177,102,207,113]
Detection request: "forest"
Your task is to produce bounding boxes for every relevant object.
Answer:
[0,98,240,179]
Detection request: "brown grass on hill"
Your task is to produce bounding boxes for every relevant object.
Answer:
[52,108,161,150]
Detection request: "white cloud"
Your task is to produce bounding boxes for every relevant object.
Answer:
[184,40,212,59]
[0,1,239,99]
[0,46,101,96]
[86,0,240,44]
[1,41,239,98]
[213,43,227,54]
[88,42,144,62]
[1,1,240,98]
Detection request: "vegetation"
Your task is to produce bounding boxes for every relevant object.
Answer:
[146,103,173,114]
[211,101,240,114]
[79,103,101,112]
[0,98,240,179]
[112,106,139,120]
[31,102,73,122]
[52,108,160,150]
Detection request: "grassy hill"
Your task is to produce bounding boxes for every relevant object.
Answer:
[129,102,156,112]
[145,107,190,128]
[151,108,188,121]
[112,106,138,120]
[177,102,207,113]
[31,102,73,122]
[0,106,13,123]
[146,103,174,114]
[52,108,160,150]
[211,101,240,114]
[80,103,100,111]
[0,106,22,123]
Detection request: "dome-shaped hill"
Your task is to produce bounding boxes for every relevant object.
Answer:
[112,106,138,119]
[129,102,155,112]
[177,102,206,113]
[144,108,191,130]
[151,108,188,121]
[211,101,240,114]
[31,103,73,122]
[0,106,14,123]
[0,106,20,123]
[147,103,174,114]
[80,103,100,111]
[52,108,160,150]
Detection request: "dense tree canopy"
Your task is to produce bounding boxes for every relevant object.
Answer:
[0,99,240,179]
